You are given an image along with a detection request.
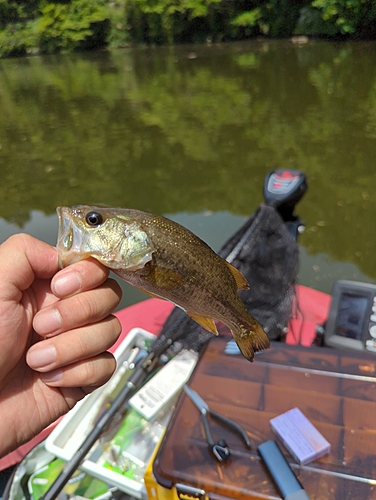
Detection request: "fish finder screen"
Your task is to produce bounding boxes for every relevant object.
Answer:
[334,293,368,340]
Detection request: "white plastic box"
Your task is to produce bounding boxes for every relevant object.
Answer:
[270,407,331,465]
[45,328,157,499]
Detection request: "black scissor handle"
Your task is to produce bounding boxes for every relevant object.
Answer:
[209,409,251,448]
[202,411,229,461]
[212,440,230,462]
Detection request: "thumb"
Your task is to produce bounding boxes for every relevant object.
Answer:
[0,234,59,299]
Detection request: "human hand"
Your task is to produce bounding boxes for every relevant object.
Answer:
[0,234,122,458]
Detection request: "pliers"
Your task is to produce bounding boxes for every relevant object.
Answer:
[183,385,251,462]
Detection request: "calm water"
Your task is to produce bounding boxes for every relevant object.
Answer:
[1,40,376,309]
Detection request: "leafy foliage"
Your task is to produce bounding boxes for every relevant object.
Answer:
[0,0,110,57]
[312,0,376,36]
[124,0,223,44]
[231,1,305,38]
[37,0,110,53]
[1,1,376,58]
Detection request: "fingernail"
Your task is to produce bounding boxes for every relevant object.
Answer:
[27,344,57,369]
[53,272,82,297]
[33,308,62,335]
[41,369,63,384]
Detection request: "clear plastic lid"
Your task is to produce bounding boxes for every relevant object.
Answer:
[153,337,376,499]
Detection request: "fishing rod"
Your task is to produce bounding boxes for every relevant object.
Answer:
[41,357,151,500]
[40,316,189,500]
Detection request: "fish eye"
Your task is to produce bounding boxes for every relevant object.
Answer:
[85,211,104,227]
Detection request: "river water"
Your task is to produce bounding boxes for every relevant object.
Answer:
[1,40,376,309]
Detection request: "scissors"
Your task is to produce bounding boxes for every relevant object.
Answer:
[183,385,251,462]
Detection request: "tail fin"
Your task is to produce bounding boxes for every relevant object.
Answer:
[233,319,270,362]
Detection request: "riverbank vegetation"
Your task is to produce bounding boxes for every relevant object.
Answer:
[1,0,376,58]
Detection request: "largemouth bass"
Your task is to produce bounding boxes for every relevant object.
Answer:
[56,205,270,361]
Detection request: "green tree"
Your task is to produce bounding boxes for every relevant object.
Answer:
[231,0,307,38]
[0,0,110,57]
[312,0,376,36]
[2,0,376,58]
[125,0,222,44]
[38,0,110,53]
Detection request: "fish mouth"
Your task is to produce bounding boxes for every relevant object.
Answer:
[56,207,87,268]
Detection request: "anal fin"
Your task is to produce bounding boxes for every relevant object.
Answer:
[187,312,219,335]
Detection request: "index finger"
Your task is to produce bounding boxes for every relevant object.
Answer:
[51,258,110,298]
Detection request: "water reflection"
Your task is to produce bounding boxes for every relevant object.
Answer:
[1,40,376,299]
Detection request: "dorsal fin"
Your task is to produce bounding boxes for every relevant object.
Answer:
[225,262,250,290]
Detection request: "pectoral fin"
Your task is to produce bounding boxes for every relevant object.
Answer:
[225,262,250,290]
[187,312,219,335]
[144,265,185,290]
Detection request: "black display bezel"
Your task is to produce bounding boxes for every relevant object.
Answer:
[324,280,376,351]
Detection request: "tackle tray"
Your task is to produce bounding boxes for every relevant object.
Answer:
[45,328,158,500]
[147,337,376,500]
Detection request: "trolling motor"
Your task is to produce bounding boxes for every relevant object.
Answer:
[219,169,307,342]
[263,169,307,239]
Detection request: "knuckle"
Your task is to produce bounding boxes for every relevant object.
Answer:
[7,233,30,245]
[58,283,121,332]
[77,293,98,321]
[85,284,120,318]
[74,331,92,359]
[111,315,122,338]
[108,277,122,295]
[104,280,122,308]
[76,258,109,283]
[84,353,115,385]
